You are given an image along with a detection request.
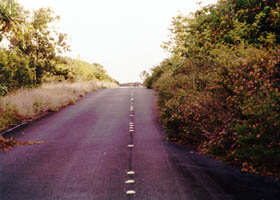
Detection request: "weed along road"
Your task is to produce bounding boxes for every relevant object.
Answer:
[0,87,280,200]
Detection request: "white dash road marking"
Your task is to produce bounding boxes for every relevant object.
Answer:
[126,190,136,195]
[130,106,134,111]
[125,180,135,184]
[127,171,135,175]
[128,144,134,148]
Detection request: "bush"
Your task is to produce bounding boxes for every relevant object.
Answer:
[148,45,280,176]
[144,0,280,177]
[0,49,34,91]
[54,57,116,83]
[208,47,280,175]
[0,85,8,96]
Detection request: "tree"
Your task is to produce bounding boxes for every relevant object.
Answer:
[0,0,25,41]
[1,1,70,88]
[8,7,70,84]
[140,70,149,82]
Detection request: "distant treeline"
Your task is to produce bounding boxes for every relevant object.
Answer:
[144,0,280,177]
[55,57,118,84]
[0,0,117,96]
[119,82,143,87]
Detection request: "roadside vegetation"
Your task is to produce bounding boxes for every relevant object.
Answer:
[0,0,118,150]
[144,0,280,177]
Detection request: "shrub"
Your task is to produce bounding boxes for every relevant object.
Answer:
[144,0,280,177]
[150,46,280,176]
[0,85,8,96]
[0,49,34,91]
[208,47,280,175]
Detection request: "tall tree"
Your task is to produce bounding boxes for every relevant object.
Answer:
[0,0,24,41]
[8,7,69,84]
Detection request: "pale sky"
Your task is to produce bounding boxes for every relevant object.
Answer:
[17,0,217,83]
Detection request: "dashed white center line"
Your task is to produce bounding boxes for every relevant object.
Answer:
[127,171,135,175]
[126,190,136,195]
[126,88,136,196]
[125,180,135,184]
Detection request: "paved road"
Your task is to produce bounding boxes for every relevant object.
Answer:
[0,87,279,200]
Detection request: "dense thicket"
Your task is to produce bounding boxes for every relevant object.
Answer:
[145,0,280,176]
[0,0,116,96]
[55,57,117,83]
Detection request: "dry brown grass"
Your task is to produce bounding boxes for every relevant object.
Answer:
[96,81,119,88]
[0,81,116,132]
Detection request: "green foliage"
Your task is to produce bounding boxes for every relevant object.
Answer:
[53,57,116,83]
[10,7,70,84]
[143,58,177,88]
[0,103,19,131]
[210,47,280,174]
[0,0,25,37]
[0,0,70,91]
[0,0,117,94]
[0,48,34,90]
[161,0,280,61]
[0,85,7,96]
[145,0,280,176]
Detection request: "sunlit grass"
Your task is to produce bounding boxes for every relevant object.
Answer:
[0,81,117,132]
[96,81,119,89]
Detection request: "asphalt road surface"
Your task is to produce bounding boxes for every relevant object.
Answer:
[0,87,280,200]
